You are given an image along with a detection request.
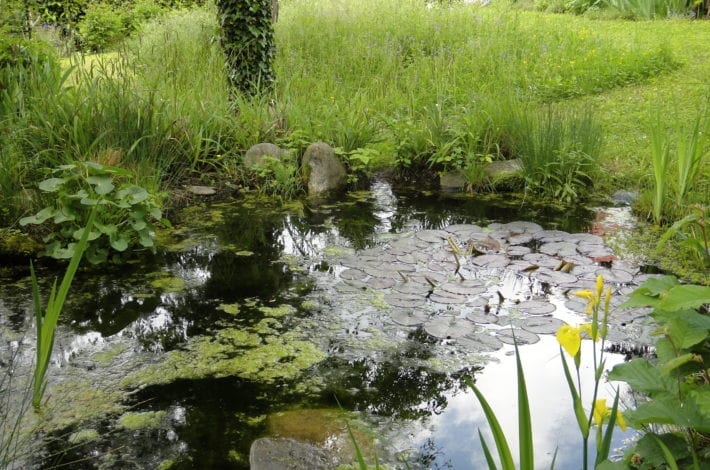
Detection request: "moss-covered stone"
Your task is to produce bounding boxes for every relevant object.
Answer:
[116,410,167,431]
[0,229,42,256]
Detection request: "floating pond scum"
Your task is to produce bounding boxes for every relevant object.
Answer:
[0,181,656,468]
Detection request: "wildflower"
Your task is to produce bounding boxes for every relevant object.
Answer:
[592,399,627,431]
[556,324,582,357]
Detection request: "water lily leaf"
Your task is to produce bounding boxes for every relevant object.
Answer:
[389,308,428,326]
[424,316,475,339]
[38,177,68,192]
[495,328,539,345]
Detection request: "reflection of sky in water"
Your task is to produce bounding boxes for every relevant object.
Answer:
[409,336,636,468]
[372,180,398,233]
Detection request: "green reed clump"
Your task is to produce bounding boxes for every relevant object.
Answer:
[506,105,603,203]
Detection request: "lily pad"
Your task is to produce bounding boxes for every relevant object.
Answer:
[364,277,397,289]
[424,316,476,339]
[471,254,509,268]
[513,316,565,334]
[506,245,532,257]
[494,328,540,345]
[438,280,487,296]
[533,230,570,243]
[339,268,368,281]
[513,300,556,315]
[457,332,504,352]
[539,241,579,257]
[533,269,578,286]
[445,224,484,236]
[389,308,429,326]
[522,253,560,268]
[594,268,634,284]
[429,291,468,305]
[415,230,450,243]
[465,309,500,324]
[385,293,426,308]
[497,221,543,234]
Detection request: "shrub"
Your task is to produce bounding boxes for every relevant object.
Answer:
[19,162,169,264]
[77,3,127,52]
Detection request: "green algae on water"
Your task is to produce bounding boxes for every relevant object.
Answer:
[91,343,130,366]
[122,328,326,388]
[68,428,100,445]
[218,303,241,315]
[117,410,167,431]
[258,304,296,318]
[150,276,186,293]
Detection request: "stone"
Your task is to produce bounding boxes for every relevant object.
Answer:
[186,185,216,196]
[244,143,289,169]
[484,159,523,178]
[249,437,331,470]
[610,190,638,206]
[301,142,346,195]
[439,170,466,191]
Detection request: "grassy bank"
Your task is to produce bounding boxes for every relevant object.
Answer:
[0,0,707,274]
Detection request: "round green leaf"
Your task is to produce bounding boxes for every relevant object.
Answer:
[38,177,68,192]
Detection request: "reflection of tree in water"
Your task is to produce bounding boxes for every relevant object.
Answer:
[301,196,381,251]
[321,339,475,421]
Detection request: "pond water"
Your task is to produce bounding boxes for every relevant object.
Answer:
[0,181,658,469]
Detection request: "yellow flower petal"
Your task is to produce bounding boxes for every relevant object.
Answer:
[595,275,604,297]
[616,410,627,431]
[573,290,594,301]
[593,399,610,426]
[556,324,581,357]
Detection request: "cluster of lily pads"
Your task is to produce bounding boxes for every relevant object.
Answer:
[313,221,657,356]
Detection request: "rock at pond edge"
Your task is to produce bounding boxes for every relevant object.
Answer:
[301,142,347,196]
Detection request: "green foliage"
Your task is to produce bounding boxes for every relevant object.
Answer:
[508,106,602,203]
[216,0,275,95]
[608,276,710,468]
[19,162,169,264]
[31,208,95,409]
[245,156,303,199]
[656,205,710,269]
[603,0,690,18]
[77,3,127,51]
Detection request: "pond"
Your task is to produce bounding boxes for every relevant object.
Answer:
[0,181,658,469]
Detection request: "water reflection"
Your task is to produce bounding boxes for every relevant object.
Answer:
[408,337,636,469]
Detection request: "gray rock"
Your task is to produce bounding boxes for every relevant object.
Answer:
[249,437,331,470]
[185,185,216,196]
[439,170,466,191]
[302,142,346,195]
[611,190,638,206]
[484,159,523,178]
[244,143,289,169]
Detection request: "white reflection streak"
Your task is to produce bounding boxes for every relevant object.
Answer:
[371,180,397,233]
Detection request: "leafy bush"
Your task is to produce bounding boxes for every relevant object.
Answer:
[77,3,127,51]
[608,276,710,468]
[20,162,169,264]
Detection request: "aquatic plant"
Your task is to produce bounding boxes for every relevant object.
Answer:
[608,276,710,468]
[31,207,96,409]
[469,276,626,469]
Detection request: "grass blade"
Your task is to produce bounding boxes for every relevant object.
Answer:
[514,341,534,470]
[559,348,589,437]
[346,421,368,470]
[465,376,516,470]
[479,429,499,470]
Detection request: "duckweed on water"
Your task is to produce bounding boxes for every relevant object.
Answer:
[150,276,186,293]
[122,328,326,388]
[117,410,167,431]
[90,343,130,366]
[258,304,296,318]
[217,303,241,315]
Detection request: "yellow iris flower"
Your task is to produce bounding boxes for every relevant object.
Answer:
[557,324,582,357]
[593,399,627,431]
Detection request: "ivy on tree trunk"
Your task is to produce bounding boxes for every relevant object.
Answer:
[216,0,275,96]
